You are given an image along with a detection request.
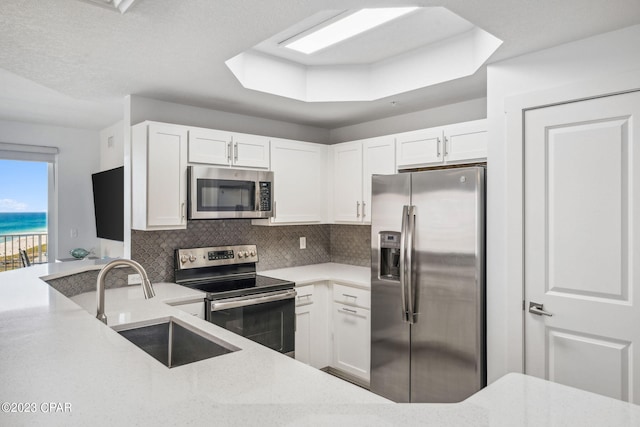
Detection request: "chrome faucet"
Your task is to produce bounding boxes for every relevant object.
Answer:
[96,259,155,324]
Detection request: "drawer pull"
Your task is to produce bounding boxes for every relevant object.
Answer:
[342,308,357,314]
[342,293,357,299]
[297,294,312,299]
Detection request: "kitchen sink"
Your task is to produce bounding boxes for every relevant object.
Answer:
[113,317,239,368]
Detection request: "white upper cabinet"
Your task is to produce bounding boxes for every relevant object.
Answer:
[188,128,232,166]
[362,137,396,221]
[442,120,488,164]
[187,127,269,169]
[396,119,487,169]
[263,138,327,224]
[332,137,395,223]
[332,141,363,222]
[131,122,188,230]
[395,127,443,168]
[233,132,270,169]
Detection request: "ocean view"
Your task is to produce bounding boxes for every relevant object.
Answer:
[0,212,47,236]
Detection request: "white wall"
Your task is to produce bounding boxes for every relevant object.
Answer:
[329,97,486,143]
[0,119,100,260]
[98,120,125,258]
[128,95,330,144]
[486,24,640,383]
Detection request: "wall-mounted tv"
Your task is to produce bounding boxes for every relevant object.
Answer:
[91,166,124,242]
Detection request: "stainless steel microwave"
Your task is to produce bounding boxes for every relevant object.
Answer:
[187,166,273,219]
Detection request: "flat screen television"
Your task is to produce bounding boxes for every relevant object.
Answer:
[91,166,124,242]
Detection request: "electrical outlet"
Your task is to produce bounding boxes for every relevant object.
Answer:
[300,236,306,249]
[70,228,78,238]
[128,274,142,285]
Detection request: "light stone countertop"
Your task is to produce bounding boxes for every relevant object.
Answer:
[261,262,370,289]
[1,260,639,426]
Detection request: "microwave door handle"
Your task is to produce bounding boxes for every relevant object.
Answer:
[210,289,297,311]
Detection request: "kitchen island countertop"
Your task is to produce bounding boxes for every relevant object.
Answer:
[1,259,639,426]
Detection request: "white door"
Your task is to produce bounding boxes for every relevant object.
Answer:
[524,91,640,403]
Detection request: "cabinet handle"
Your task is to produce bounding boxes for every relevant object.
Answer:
[356,201,360,218]
[437,137,441,157]
[362,201,366,218]
[234,142,238,162]
[181,202,185,222]
[444,136,449,157]
[297,294,312,299]
[342,308,357,314]
[227,142,232,163]
[342,293,357,299]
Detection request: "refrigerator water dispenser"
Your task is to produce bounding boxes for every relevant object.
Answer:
[379,231,401,281]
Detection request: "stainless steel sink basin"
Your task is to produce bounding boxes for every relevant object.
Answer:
[113,317,239,368]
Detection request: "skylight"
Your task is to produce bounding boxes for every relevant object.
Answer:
[284,7,419,55]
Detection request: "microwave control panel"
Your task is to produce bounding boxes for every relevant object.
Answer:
[259,181,272,211]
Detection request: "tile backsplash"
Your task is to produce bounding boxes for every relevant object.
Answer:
[131,220,371,283]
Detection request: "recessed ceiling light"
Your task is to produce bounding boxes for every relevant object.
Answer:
[283,7,419,55]
[78,0,138,14]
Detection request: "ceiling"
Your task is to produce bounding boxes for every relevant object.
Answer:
[0,0,639,131]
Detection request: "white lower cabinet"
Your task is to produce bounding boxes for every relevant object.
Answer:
[295,281,372,383]
[332,302,370,383]
[295,284,330,369]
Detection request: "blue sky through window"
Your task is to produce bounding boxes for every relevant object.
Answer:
[0,159,48,212]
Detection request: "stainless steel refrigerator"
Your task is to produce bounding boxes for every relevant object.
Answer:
[370,166,486,403]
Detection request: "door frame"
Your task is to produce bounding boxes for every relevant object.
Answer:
[503,68,640,374]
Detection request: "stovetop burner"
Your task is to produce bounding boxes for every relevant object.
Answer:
[174,245,294,300]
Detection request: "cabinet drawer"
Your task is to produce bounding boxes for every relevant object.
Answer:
[295,285,315,307]
[332,284,370,309]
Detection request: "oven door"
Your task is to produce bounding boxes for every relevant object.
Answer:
[188,166,273,219]
[206,289,296,356]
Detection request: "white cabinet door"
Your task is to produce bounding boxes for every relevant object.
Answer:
[443,119,487,163]
[332,142,363,222]
[233,133,270,169]
[132,122,187,230]
[395,128,443,169]
[362,137,395,222]
[296,302,313,366]
[332,302,370,382]
[188,128,231,166]
[269,139,326,223]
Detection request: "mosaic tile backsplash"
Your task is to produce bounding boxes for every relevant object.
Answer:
[45,222,371,297]
[131,220,371,283]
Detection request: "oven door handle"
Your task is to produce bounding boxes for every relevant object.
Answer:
[210,289,297,311]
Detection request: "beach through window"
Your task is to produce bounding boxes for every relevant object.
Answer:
[0,159,48,270]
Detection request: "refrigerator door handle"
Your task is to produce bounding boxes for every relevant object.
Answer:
[406,205,416,324]
[400,205,409,323]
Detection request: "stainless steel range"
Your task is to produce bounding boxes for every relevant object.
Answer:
[174,245,296,357]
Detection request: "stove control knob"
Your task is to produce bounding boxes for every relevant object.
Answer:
[249,250,256,257]
[238,251,246,258]
[188,254,197,262]
[180,254,188,264]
